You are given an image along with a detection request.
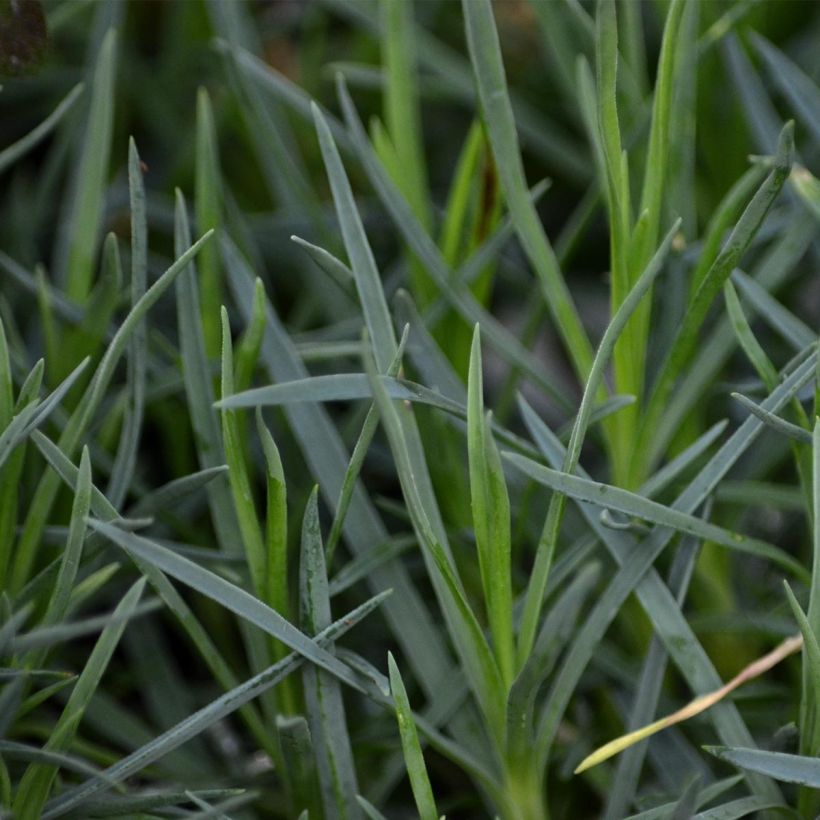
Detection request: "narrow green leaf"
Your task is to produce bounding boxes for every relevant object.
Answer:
[717,480,804,511]
[316,87,455,572]
[798,417,820,794]
[425,177,548,331]
[594,2,630,366]
[329,535,413,598]
[66,563,121,615]
[128,466,229,518]
[380,0,433,304]
[665,0,698,239]
[731,392,811,445]
[23,359,89,439]
[15,359,44,411]
[291,235,356,298]
[35,266,59,382]
[637,420,728,500]
[0,357,89,476]
[0,83,84,175]
[669,776,702,820]
[635,0,686,266]
[106,139,147,509]
[76,789,246,818]
[555,394,637,441]
[216,372,462,416]
[698,2,759,53]
[256,409,289,622]
[467,326,513,685]
[234,278,267,394]
[326,326,409,567]
[0,669,71,681]
[64,29,117,303]
[16,677,78,722]
[706,745,820,789]
[312,103,396,373]
[300,488,360,819]
[731,269,814,352]
[0,320,12,427]
[185,790,256,818]
[694,796,788,819]
[11,601,160,656]
[174,190,240,555]
[278,714,320,817]
[388,653,438,820]
[752,33,820,143]
[313,97,458,586]
[0,604,33,659]
[0,318,22,588]
[0,740,113,785]
[42,447,92,628]
[335,646,497,792]
[723,279,779,389]
[357,796,389,820]
[722,33,782,152]
[439,121,483,266]
[784,581,820,757]
[220,307,267,599]
[505,451,807,580]
[195,86,223,357]
[506,562,600,766]
[380,0,429,226]
[30,430,119,522]
[72,232,122,362]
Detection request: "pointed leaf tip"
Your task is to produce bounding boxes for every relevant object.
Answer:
[776,120,795,171]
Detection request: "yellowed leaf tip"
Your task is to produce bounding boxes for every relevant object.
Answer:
[574,633,803,775]
[574,715,672,774]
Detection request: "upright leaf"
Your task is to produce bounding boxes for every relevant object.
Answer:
[300,488,361,820]
[387,653,438,820]
[63,29,117,302]
[195,87,223,357]
[467,326,513,686]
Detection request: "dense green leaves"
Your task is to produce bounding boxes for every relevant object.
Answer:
[3,2,820,818]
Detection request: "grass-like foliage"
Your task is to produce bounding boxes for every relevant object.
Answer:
[3,0,820,817]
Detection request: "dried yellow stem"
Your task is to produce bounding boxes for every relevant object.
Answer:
[574,633,804,774]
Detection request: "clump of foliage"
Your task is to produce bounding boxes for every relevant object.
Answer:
[3,0,820,817]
